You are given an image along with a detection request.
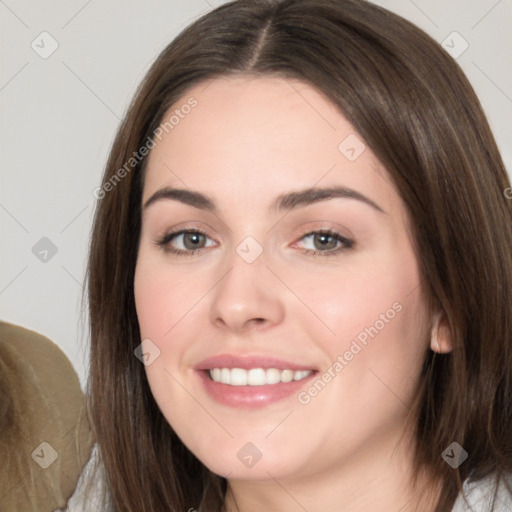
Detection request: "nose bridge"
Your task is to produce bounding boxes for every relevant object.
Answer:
[209,239,285,332]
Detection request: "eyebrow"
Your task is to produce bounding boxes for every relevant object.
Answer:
[143,185,386,214]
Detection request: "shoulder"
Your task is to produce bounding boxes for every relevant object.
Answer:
[451,473,512,512]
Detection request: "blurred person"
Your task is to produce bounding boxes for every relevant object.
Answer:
[0,321,93,511]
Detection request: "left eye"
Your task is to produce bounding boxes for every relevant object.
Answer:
[295,230,354,256]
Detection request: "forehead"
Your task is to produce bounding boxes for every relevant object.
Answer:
[148,75,345,167]
[143,75,400,219]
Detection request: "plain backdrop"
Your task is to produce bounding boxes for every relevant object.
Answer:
[1,0,511,388]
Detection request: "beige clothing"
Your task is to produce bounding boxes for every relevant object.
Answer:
[0,321,93,511]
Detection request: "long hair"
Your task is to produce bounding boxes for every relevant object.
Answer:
[85,1,512,510]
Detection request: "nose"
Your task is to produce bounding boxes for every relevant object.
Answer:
[209,251,285,334]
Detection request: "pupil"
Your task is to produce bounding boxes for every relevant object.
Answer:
[185,233,203,249]
[315,233,335,250]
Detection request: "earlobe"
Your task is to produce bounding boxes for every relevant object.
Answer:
[430,311,453,353]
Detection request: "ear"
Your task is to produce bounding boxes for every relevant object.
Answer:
[430,310,453,353]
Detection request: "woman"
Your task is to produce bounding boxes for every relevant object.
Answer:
[82,0,512,510]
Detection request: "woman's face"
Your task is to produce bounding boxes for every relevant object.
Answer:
[134,75,432,482]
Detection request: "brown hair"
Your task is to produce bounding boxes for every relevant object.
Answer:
[85,0,512,510]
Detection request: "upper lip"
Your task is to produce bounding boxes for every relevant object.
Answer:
[194,354,318,372]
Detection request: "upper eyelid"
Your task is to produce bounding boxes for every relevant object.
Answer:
[160,218,352,237]
[159,228,214,245]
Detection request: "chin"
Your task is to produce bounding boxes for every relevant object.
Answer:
[190,441,305,481]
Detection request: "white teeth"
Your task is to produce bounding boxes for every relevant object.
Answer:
[230,368,247,386]
[208,367,313,386]
[247,368,266,385]
[220,368,231,384]
[266,368,281,384]
[281,369,294,383]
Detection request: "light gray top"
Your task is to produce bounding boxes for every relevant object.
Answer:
[451,473,512,511]
[57,445,512,512]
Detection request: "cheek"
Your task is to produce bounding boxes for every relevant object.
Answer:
[291,261,410,335]
[134,256,207,343]
[133,257,202,414]
[287,243,427,372]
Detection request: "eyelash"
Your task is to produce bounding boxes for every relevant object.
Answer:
[155,228,354,258]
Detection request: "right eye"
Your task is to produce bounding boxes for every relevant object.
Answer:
[155,229,216,257]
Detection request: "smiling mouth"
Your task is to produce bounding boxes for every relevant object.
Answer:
[207,367,315,386]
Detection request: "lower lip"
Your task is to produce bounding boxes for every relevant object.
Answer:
[196,370,317,409]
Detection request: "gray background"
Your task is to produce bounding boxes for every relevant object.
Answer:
[1,0,511,388]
